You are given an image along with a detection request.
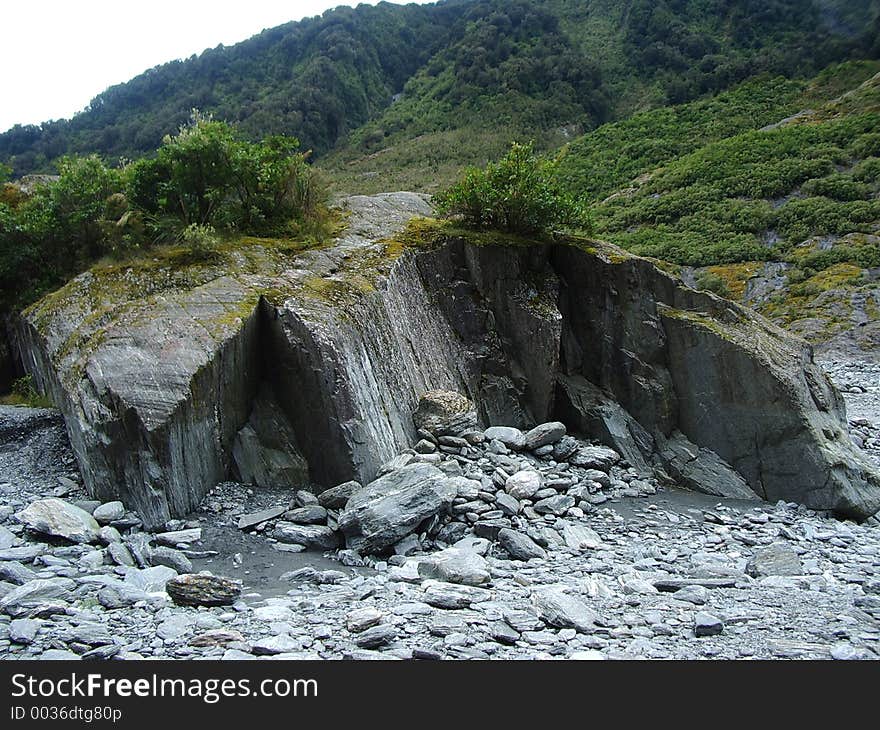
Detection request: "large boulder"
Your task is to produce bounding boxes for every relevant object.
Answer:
[338,463,458,554]
[16,499,100,544]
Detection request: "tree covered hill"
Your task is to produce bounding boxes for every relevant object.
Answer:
[2,0,877,180]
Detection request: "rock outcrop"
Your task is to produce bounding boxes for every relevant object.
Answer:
[11,193,880,526]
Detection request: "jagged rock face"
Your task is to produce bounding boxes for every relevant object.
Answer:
[12,193,880,526]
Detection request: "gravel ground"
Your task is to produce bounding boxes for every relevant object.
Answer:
[1,364,879,661]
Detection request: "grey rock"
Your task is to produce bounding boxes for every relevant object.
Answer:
[156,614,193,641]
[422,581,492,609]
[107,542,134,567]
[354,623,398,649]
[1,578,76,613]
[272,522,340,550]
[237,506,286,530]
[98,526,122,544]
[284,505,328,525]
[746,543,804,577]
[417,547,491,586]
[658,431,757,499]
[0,561,37,586]
[557,521,602,551]
[0,525,17,550]
[97,583,149,609]
[166,574,242,606]
[533,494,575,516]
[9,618,40,644]
[0,545,45,561]
[232,386,309,488]
[531,585,599,633]
[92,501,125,525]
[484,427,526,450]
[38,649,81,661]
[318,481,361,510]
[523,422,566,450]
[498,529,547,560]
[252,634,303,656]
[489,621,521,645]
[346,607,384,633]
[123,565,178,593]
[494,491,521,516]
[153,528,202,547]
[672,585,710,605]
[149,546,193,573]
[339,463,457,554]
[570,446,620,471]
[505,470,543,500]
[694,612,724,637]
[16,499,100,544]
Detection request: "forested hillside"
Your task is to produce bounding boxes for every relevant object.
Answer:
[1,0,876,182]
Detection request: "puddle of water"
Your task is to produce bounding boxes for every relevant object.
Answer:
[191,523,371,600]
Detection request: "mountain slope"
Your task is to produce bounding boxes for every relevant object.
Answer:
[560,61,880,356]
[2,0,876,182]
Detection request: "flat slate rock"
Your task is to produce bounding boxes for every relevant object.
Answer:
[237,506,287,530]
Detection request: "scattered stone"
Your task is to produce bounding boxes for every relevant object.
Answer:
[166,574,242,607]
[272,522,340,550]
[354,624,398,649]
[339,464,457,554]
[9,618,40,644]
[346,607,384,633]
[149,546,193,574]
[417,546,491,586]
[153,528,202,547]
[237,506,286,530]
[523,422,566,450]
[423,581,492,609]
[531,585,599,633]
[746,543,804,577]
[498,529,547,560]
[505,470,543,499]
[16,499,100,544]
[0,578,76,613]
[694,612,724,637]
[283,505,328,525]
[318,481,361,510]
[484,426,526,450]
[92,501,125,525]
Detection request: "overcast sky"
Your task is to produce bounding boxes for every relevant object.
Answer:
[1,0,436,133]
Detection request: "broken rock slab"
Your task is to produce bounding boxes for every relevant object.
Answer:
[237,506,287,530]
[339,463,459,554]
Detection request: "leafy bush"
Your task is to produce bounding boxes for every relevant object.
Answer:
[435,141,587,235]
[0,375,53,409]
[180,223,220,261]
[694,271,730,297]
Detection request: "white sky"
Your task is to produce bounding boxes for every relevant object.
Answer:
[0,0,437,133]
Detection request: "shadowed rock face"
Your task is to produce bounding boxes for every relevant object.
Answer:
[12,194,880,527]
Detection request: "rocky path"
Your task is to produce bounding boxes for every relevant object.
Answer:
[1,364,879,661]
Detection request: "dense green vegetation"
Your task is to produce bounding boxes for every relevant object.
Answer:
[2,0,876,185]
[436,141,586,234]
[575,65,880,268]
[0,115,327,310]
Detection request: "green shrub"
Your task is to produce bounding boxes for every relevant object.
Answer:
[694,271,730,297]
[0,375,53,409]
[435,141,587,235]
[180,223,220,261]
